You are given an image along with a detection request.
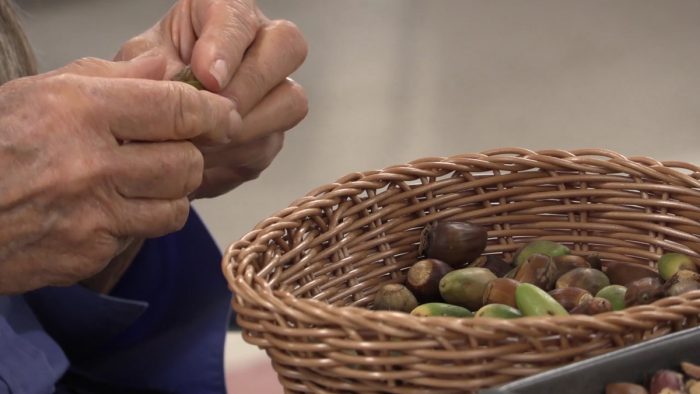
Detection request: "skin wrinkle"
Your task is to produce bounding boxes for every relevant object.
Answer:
[0,0,309,293]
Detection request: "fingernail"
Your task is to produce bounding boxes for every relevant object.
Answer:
[210,59,229,89]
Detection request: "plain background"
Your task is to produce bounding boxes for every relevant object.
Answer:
[15,1,700,392]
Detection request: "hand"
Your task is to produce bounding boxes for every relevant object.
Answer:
[116,0,308,198]
[0,56,241,294]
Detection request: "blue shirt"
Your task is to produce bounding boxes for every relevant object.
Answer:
[0,210,231,394]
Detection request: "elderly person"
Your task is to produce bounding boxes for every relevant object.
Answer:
[0,0,307,392]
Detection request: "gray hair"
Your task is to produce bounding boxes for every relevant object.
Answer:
[0,0,36,84]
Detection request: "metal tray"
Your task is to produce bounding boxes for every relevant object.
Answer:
[480,326,700,394]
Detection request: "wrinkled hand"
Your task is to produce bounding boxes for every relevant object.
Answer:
[116,0,308,198]
[0,56,241,294]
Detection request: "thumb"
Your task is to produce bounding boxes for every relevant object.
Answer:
[45,55,167,80]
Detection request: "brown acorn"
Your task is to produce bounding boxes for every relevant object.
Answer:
[471,254,512,277]
[624,277,665,306]
[586,253,604,270]
[604,261,659,286]
[664,269,700,297]
[514,253,558,290]
[549,287,593,311]
[405,259,453,302]
[482,278,519,308]
[570,297,613,315]
[605,383,649,394]
[555,267,611,295]
[553,254,591,279]
[373,284,419,313]
[420,222,488,268]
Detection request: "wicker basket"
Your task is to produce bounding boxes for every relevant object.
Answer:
[223,148,700,393]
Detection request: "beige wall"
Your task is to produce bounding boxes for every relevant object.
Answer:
[18,0,700,250]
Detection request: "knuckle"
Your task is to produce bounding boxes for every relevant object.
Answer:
[180,143,204,194]
[70,57,111,74]
[269,20,308,62]
[167,83,200,139]
[166,198,190,232]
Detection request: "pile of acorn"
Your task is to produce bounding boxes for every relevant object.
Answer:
[373,221,700,318]
[606,361,700,394]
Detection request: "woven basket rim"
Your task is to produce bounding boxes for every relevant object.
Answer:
[224,147,700,328]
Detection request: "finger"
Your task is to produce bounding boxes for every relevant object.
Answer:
[189,0,261,91]
[232,78,308,144]
[195,133,284,199]
[79,77,242,144]
[220,20,308,115]
[116,197,191,238]
[46,55,167,81]
[112,141,203,199]
[201,131,284,174]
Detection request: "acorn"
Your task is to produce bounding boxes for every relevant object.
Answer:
[515,283,569,317]
[586,253,604,270]
[664,270,700,297]
[471,254,512,277]
[405,259,453,302]
[439,267,497,310]
[553,254,591,279]
[570,297,613,315]
[649,370,684,394]
[624,277,665,306]
[681,361,700,380]
[514,253,558,290]
[596,285,627,311]
[420,222,488,268]
[514,240,570,266]
[604,261,659,286]
[173,65,205,90]
[549,287,593,312]
[410,302,473,318]
[482,277,520,308]
[605,383,649,394]
[658,253,698,281]
[475,303,523,319]
[373,284,418,313]
[555,268,610,296]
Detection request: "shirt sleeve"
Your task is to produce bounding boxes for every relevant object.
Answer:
[25,208,231,394]
[0,295,69,394]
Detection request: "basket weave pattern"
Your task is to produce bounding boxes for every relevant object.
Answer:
[224,148,700,393]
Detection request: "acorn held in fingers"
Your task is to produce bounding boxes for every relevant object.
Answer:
[406,259,453,302]
[373,284,419,313]
[173,65,205,90]
[471,254,512,277]
[658,253,698,281]
[482,278,520,308]
[514,253,558,290]
[420,222,488,268]
[624,277,665,306]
